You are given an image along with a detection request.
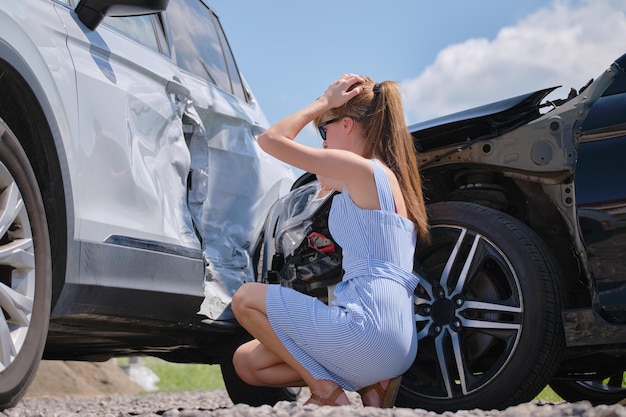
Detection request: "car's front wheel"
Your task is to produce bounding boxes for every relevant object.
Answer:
[0,118,52,410]
[396,201,565,412]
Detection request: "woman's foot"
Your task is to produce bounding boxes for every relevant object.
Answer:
[358,376,402,408]
[304,385,350,406]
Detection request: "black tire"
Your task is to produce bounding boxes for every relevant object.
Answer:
[396,201,565,412]
[220,336,299,406]
[550,373,626,405]
[0,118,52,410]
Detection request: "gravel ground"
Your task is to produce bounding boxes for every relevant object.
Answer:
[3,390,626,417]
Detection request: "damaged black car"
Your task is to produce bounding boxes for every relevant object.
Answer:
[261,52,626,412]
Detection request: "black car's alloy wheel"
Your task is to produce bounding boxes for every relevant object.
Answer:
[0,118,52,410]
[550,372,626,405]
[396,202,565,412]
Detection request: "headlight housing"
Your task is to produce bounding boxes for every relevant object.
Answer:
[263,181,342,301]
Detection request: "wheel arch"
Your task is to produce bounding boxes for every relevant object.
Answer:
[421,163,588,309]
[0,42,73,308]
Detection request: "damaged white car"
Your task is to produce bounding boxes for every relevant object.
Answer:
[0,0,295,409]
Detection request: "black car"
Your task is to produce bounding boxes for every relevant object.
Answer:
[262,53,626,411]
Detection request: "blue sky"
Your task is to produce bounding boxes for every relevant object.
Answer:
[214,0,626,153]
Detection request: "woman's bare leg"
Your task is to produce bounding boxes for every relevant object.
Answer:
[231,282,350,405]
[233,338,305,387]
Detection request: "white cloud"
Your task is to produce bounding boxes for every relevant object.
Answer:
[401,0,626,124]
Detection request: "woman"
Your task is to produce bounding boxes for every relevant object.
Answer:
[231,74,429,407]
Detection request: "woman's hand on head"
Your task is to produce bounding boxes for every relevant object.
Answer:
[322,74,365,109]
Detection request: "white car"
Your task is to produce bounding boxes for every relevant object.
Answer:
[0,0,294,408]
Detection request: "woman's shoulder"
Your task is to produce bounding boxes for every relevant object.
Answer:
[371,159,409,218]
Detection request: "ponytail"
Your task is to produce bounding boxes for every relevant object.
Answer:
[324,77,430,242]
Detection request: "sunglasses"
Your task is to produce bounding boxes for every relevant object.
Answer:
[317,116,362,140]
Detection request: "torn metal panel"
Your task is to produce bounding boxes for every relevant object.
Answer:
[131,96,198,246]
[184,104,295,321]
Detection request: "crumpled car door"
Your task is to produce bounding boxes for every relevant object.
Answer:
[162,0,295,321]
[55,8,205,301]
[58,11,197,248]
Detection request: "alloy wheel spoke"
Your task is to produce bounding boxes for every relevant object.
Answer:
[450,331,468,395]
[461,300,522,314]
[414,311,431,323]
[459,299,521,331]
[440,228,467,293]
[417,277,433,299]
[450,233,480,298]
[434,330,454,398]
[0,182,22,238]
[0,282,33,326]
[0,238,34,270]
[0,310,16,368]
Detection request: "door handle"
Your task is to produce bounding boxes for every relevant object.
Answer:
[166,79,191,101]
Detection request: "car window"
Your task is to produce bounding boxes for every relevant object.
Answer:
[214,15,246,102]
[166,0,247,101]
[104,15,161,53]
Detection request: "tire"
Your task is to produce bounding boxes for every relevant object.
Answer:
[550,373,626,405]
[220,336,299,406]
[0,118,52,410]
[395,201,565,412]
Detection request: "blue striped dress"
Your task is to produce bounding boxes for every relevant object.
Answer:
[266,159,419,391]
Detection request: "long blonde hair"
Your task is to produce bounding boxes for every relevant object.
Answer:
[317,77,430,242]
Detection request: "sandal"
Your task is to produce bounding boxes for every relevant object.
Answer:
[358,376,402,408]
[304,386,346,406]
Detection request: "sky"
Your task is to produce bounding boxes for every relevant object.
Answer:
[213,0,626,156]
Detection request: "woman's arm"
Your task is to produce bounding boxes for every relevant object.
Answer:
[258,75,381,210]
[257,75,364,175]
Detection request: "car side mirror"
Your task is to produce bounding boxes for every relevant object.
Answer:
[76,0,169,31]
